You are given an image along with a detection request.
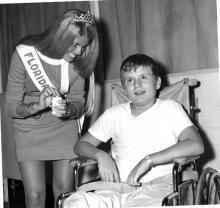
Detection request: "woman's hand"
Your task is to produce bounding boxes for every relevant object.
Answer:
[126,157,153,186]
[37,87,60,111]
[96,151,120,183]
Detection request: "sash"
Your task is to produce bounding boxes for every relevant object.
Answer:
[16,44,69,93]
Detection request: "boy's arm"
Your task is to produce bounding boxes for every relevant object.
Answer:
[126,125,204,185]
[150,125,204,164]
[74,132,120,183]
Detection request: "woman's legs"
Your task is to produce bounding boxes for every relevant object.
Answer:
[18,161,46,208]
[52,159,74,208]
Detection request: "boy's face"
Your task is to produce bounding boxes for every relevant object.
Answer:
[122,66,161,109]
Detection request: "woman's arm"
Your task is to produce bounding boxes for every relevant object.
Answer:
[59,76,86,118]
[6,50,59,118]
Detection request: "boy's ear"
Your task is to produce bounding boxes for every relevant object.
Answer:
[156,77,161,90]
[121,82,128,96]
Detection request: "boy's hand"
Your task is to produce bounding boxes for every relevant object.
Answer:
[126,157,152,186]
[96,151,120,183]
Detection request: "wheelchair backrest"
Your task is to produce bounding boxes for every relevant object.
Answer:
[111,78,198,115]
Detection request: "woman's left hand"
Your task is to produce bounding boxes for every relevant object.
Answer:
[126,157,152,186]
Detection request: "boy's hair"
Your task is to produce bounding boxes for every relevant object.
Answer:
[120,54,160,81]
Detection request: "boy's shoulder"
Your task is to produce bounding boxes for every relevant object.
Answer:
[158,98,179,105]
[157,98,182,109]
[105,102,130,114]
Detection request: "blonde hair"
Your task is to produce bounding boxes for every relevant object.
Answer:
[84,72,95,116]
[21,9,99,79]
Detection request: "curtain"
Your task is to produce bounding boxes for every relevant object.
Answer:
[99,0,218,80]
[0,1,90,92]
[0,0,218,88]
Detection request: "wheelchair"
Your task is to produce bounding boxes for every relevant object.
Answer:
[56,78,220,207]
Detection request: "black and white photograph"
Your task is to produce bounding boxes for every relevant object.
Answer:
[0,0,219,207]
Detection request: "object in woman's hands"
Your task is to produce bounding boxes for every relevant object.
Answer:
[51,96,62,115]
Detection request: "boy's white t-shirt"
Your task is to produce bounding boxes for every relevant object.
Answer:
[88,99,194,182]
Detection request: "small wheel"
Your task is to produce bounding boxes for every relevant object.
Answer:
[195,167,217,205]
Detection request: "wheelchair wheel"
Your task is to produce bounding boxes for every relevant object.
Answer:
[179,180,197,205]
[195,167,218,205]
[207,172,220,204]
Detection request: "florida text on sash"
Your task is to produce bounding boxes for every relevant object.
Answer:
[16,44,55,92]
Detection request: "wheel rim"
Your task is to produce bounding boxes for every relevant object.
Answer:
[195,167,216,205]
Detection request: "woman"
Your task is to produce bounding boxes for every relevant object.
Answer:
[5,9,99,208]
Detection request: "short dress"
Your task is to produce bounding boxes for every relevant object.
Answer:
[6,45,86,162]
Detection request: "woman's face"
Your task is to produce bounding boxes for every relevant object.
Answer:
[63,24,91,62]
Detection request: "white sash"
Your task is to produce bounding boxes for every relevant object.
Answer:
[36,49,69,94]
[16,44,69,93]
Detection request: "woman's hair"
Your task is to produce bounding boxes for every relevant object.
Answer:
[20,9,99,79]
[83,72,95,116]
[120,54,160,81]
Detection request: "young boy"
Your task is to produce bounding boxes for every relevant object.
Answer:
[64,54,204,207]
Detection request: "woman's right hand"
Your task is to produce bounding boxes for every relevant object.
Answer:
[37,87,60,110]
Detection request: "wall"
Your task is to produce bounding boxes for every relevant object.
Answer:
[102,68,220,171]
[0,99,3,207]
[166,68,220,171]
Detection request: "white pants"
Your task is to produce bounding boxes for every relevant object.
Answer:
[64,174,173,208]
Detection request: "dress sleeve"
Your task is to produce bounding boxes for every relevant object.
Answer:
[66,75,86,117]
[5,50,26,118]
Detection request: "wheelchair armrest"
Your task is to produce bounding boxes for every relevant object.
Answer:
[172,155,200,192]
[162,192,179,206]
[70,157,98,169]
[69,157,98,190]
[56,191,75,208]
[173,155,200,166]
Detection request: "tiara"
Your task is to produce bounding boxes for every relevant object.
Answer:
[72,11,95,25]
